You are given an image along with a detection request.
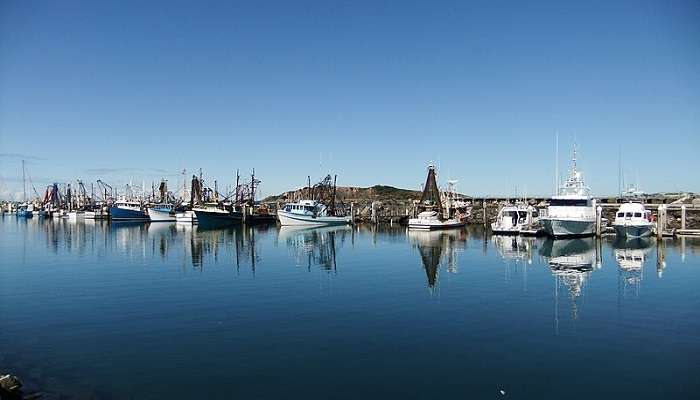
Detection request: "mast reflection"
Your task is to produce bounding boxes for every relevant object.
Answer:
[278,225,351,271]
[407,229,467,290]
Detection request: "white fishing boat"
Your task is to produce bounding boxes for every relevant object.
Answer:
[613,202,653,238]
[541,147,596,237]
[408,165,467,230]
[491,202,540,235]
[148,204,176,222]
[175,210,197,224]
[277,200,351,226]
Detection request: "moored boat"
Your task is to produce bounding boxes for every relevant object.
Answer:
[277,200,351,226]
[408,165,467,230]
[148,204,176,222]
[541,147,596,237]
[613,202,653,238]
[110,199,148,220]
[491,202,540,235]
[193,207,243,227]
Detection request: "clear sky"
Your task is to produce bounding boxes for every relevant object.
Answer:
[1,0,698,200]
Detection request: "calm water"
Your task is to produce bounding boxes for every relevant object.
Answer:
[1,216,698,399]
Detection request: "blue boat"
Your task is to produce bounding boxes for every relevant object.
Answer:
[109,200,148,220]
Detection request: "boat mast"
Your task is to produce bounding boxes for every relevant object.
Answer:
[554,132,559,196]
[22,159,26,202]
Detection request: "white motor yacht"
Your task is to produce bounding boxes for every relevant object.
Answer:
[491,202,539,235]
[541,147,596,237]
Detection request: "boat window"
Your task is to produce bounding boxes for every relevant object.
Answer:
[550,199,589,207]
[625,213,633,217]
[285,206,291,212]
[617,212,624,217]
[634,213,642,217]
[304,206,314,212]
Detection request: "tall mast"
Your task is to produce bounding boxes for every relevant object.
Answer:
[22,159,26,202]
[235,169,240,204]
[554,132,559,196]
[251,168,256,203]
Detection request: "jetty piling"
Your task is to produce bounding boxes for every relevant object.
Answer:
[681,205,686,230]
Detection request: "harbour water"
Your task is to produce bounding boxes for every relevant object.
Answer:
[1,217,698,399]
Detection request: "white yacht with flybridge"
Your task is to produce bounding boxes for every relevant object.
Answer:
[541,147,596,237]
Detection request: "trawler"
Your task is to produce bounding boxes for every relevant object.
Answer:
[408,165,467,230]
[541,147,596,237]
[277,175,351,226]
[147,181,177,222]
[278,199,351,226]
[110,198,148,220]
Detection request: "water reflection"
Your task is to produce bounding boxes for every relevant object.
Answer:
[492,235,536,265]
[278,225,351,271]
[540,238,596,323]
[613,237,653,298]
[407,229,467,290]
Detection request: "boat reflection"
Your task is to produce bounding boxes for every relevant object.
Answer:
[278,225,351,271]
[492,235,536,264]
[407,229,467,290]
[613,237,653,297]
[540,238,596,324]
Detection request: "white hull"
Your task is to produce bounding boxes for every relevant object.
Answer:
[613,224,652,238]
[408,218,465,230]
[542,218,595,237]
[175,210,197,224]
[148,208,176,222]
[67,211,85,220]
[277,210,351,226]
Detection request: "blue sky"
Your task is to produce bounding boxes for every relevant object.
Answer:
[1,0,698,200]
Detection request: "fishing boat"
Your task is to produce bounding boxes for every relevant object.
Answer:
[193,206,243,227]
[278,175,351,226]
[408,165,467,230]
[147,180,177,222]
[491,202,540,235]
[148,204,176,222]
[110,199,148,220]
[612,202,653,238]
[277,200,351,226]
[541,147,596,237]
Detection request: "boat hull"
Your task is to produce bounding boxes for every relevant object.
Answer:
[245,213,278,225]
[542,218,595,237]
[148,208,176,222]
[175,210,197,224]
[194,209,243,227]
[67,211,85,220]
[110,206,148,220]
[614,224,652,238]
[277,210,350,226]
[408,218,466,230]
